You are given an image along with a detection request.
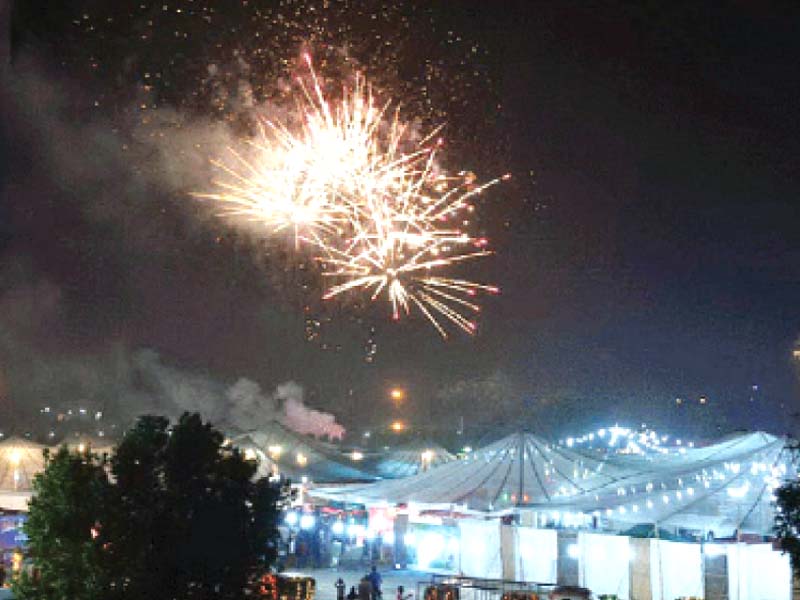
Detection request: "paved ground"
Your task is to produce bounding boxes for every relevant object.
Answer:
[289,568,437,600]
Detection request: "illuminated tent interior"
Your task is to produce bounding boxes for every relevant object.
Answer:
[0,437,48,510]
[313,431,625,510]
[0,437,47,492]
[230,421,374,483]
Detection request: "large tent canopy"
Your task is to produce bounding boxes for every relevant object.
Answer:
[545,431,793,536]
[361,440,455,479]
[0,437,47,492]
[313,432,626,510]
[231,421,374,483]
[312,431,795,536]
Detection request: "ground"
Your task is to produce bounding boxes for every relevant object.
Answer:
[291,568,435,600]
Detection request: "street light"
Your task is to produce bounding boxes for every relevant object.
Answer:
[390,388,405,403]
[390,420,405,433]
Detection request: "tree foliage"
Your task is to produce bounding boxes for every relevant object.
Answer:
[13,447,109,600]
[15,413,283,600]
[775,449,800,577]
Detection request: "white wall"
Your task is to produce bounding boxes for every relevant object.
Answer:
[649,539,703,600]
[515,527,558,584]
[578,532,631,599]
[727,543,792,600]
[458,519,502,579]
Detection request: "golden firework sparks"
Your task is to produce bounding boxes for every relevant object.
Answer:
[197,54,506,337]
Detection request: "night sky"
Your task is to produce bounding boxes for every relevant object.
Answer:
[1,1,799,441]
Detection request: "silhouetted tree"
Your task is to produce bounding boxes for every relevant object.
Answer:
[13,447,109,600]
[16,413,283,600]
[775,443,800,577]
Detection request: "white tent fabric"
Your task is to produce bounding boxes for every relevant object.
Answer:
[514,527,557,584]
[313,431,793,536]
[544,431,793,535]
[314,432,623,510]
[231,422,373,483]
[0,437,47,492]
[367,442,455,479]
[0,491,32,511]
[727,543,792,600]
[649,539,703,600]
[458,519,502,578]
[578,532,630,599]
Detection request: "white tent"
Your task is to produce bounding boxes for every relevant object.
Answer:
[0,437,48,510]
[0,437,47,492]
[313,432,624,510]
[367,441,456,479]
[543,431,792,536]
[231,421,373,483]
[313,431,794,536]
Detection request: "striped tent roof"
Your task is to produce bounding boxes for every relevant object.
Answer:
[0,437,47,492]
[313,432,622,510]
[231,420,374,483]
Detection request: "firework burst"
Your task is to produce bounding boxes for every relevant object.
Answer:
[198,54,506,337]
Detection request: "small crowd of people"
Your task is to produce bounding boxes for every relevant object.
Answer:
[336,566,413,600]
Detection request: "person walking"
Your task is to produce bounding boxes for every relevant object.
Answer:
[368,565,383,599]
[336,578,347,600]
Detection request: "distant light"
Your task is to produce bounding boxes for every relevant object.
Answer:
[244,448,257,461]
[390,420,405,432]
[296,452,308,466]
[567,544,580,559]
[332,521,345,535]
[462,446,472,453]
[268,445,283,458]
[390,388,405,402]
[8,450,22,466]
[421,450,434,463]
[363,431,371,438]
[299,514,315,530]
[284,512,298,526]
[351,451,364,461]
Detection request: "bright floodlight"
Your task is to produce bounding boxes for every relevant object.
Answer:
[299,514,316,530]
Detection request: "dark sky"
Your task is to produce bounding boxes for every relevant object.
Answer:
[2,1,799,440]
